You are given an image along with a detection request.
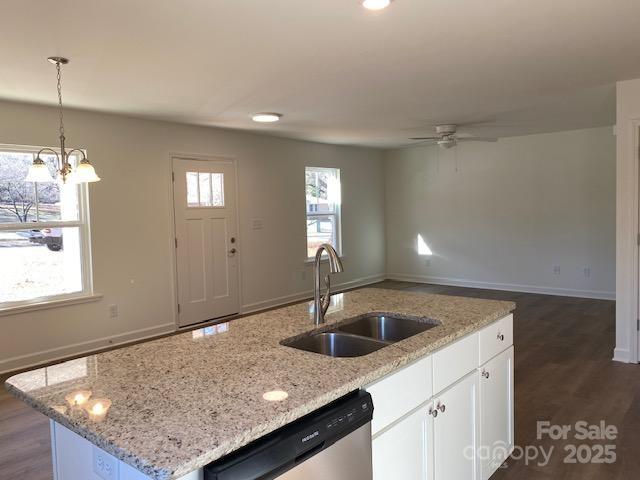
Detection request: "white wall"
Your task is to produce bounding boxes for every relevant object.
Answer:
[615,78,640,363]
[385,127,616,299]
[0,100,385,372]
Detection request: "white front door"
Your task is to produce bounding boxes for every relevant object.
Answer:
[172,157,239,327]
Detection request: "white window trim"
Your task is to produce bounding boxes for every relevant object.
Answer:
[305,166,342,260]
[0,144,96,312]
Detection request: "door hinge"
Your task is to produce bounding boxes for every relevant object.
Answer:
[175,237,178,248]
[637,318,639,331]
[177,303,181,314]
[637,233,640,245]
[172,171,175,182]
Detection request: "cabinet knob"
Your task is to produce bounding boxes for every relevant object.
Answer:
[482,370,490,379]
[497,333,504,341]
[437,402,446,413]
[428,407,438,418]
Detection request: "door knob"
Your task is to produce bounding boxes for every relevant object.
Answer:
[428,407,438,418]
[229,248,237,254]
[482,370,490,379]
[437,402,446,413]
[497,333,504,341]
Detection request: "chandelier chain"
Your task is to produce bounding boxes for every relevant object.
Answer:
[56,61,65,139]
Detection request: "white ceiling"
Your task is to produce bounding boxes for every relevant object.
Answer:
[1,0,637,147]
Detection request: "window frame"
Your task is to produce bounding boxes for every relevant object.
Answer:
[0,143,95,311]
[305,166,342,260]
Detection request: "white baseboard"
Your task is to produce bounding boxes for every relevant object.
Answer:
[0,322,175,375]
[241,273,386,314]
[612,347,631,363]
[386,273,616,301]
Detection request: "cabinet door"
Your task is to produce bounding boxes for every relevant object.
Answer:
[372,403,434,480]
[433,372,479,480]
[479,346,514,480]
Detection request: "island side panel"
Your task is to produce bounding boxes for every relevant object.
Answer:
[51,421,202,480]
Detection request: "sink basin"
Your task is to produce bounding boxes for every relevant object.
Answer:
[283,332,388,358]
[336,314,439,343]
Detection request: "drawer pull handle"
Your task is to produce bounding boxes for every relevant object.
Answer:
[497,333,504,341]
[482,370,490,379]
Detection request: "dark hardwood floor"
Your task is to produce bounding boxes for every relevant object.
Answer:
[1,280,637,479]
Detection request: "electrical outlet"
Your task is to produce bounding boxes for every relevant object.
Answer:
[93,447,118,480]
[108,304,118,318]
[553,266,561,275]
[584,267,591,278]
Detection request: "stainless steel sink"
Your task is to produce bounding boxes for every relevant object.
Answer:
[336,314,439,343]
[282,313,440,358]
[283,332,388,358]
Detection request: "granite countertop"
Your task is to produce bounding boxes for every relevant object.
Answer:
[5,288,515,480]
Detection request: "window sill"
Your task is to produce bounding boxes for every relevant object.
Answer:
[0,293,103,317]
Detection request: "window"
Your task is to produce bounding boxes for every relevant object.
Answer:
[186,171,224,207]
[305,166,341,258]
[0,145,93,308]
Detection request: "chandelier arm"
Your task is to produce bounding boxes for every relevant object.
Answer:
[64,148,87,163]
[34,147,61,170]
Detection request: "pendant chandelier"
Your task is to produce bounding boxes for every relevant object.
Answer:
[25,57,100,184]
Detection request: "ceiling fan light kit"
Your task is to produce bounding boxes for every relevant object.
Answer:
[25,57,101,185]
[410,124,498,148]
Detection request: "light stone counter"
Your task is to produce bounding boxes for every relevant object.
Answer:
[5,288,515,480]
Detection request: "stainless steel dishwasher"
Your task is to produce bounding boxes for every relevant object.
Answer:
[204,390,374,480]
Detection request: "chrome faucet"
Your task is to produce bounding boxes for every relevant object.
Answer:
[313,243,344,325]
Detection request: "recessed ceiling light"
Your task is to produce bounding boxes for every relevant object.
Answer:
[252,113,282,123]
[362,0,392,11]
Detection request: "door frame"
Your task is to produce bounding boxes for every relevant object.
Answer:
[168,152,242,329]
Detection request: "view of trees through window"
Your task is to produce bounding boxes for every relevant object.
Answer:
[0,152,64,223]
[0,149,85,305]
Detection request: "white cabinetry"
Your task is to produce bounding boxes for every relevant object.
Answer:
[432,372,479,480]
[368,314,514,480]
[479,346,514,480]
[372,403,434,480]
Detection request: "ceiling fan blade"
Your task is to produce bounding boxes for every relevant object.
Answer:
[455,137,498,142]
[409,136,440,140]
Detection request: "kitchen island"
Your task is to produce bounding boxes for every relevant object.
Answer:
[5,288,515,480]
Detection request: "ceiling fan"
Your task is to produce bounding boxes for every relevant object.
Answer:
[409,124,498,149]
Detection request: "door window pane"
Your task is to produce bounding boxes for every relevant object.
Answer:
[0,227,83,303]
[186,172,199,206]
[186,172,225,207]
[211,173,224,206]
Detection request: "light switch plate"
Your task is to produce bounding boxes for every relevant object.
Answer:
[93,446,118,480]
[250,218,264,230]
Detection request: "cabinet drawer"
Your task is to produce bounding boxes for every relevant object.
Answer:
[479,314,513,364]
[432,332,479,395]
[366,355,432,435]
